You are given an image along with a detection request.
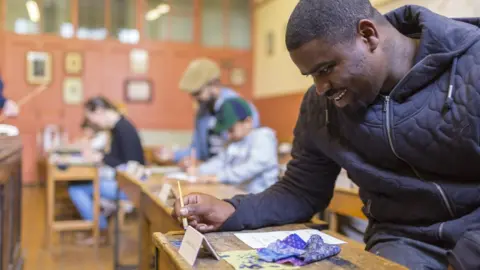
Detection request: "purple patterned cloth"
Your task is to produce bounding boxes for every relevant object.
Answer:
[256,234,341,266]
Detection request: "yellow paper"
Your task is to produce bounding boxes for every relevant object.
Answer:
[219,250,299,270]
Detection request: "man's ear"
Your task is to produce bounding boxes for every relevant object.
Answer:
[358,19,380,52]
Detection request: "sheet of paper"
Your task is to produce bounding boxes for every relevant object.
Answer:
[219,250,299,270]
[158,183,173,203]
[234,229,345,249]
[149,166,181,175]
[164,172,197,182]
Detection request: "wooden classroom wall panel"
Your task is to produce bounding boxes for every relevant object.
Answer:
[253,92,304,143]
[0,33,252,183]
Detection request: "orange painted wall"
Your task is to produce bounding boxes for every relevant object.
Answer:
[1,33,252,183]
[253,92,304,143]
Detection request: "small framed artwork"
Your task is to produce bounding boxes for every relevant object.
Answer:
[63,77,83,105]
[129,49,149,74]
[124,79,153,103]
[26,51,52,85]
[230,67,247,86]
[65,52,83,75]
[266,31,275,56]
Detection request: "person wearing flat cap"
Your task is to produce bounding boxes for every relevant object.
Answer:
[156,58,260,167]
[186,97,279,194]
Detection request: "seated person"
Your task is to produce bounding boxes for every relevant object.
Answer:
[79,119,109,151]
[188,97,279,194]
[68,96,144,245]
[155,58,260,168]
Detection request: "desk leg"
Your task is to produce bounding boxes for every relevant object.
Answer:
[139,209,151,270]
[92,173,100,251]
[0,185,4,266]
[154,247,159,270]
[114,186,120,270]
[46,169,54,250]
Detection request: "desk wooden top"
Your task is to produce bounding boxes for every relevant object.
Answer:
[116,171,247,212]
[153,224,406,270]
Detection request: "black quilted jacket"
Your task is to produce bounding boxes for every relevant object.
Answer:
[220,5,480,268]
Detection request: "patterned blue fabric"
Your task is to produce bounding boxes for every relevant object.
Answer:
[257,234,340,266]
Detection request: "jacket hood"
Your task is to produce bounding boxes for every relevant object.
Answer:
[384,5,480,102]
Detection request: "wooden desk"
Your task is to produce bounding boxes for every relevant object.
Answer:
[138,175,247,270]
[113,171,166,270]
[153,224,406,270]
[45,160,100,249]
[0,136,23,270]
[327,188,365,232]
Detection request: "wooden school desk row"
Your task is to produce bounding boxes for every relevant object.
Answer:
[43,149,395,270]
[0,136,23,270]
[115,169,405,270]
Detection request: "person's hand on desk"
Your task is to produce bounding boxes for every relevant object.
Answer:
[172,193,235,233]
[2,99,19,117]
[196,175,218,184]
[154,146,174,161]
[82,148,103,163]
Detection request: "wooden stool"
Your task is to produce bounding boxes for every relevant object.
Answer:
[46,161,100,249]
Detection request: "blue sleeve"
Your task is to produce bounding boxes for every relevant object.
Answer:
[174,119,200,162]
[215,132,277,185]
[0,79,6,109]
[219,89,341,231]
[249,101,260,128]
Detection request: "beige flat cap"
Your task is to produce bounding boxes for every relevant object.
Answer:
[179,58,220,93]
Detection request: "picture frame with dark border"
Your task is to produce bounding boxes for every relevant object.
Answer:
[123,78,153,103]
[26,51,52,85]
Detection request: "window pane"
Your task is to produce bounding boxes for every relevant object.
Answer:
[78,0,107,40]
[201,0,224,47]
[43,0,72,38]
[144,0,193,42]
[170,16,193,42]
[5,0,40,34]
[111,0,138,43]
[229,0,251,49]
[144,0,168,40]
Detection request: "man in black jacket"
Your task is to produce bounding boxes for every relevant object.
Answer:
[173,1,480,269]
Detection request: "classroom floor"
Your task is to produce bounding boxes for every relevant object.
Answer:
[22,186,139,270]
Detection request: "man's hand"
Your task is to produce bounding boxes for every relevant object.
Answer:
[179,156,194,170]
[196,175,218,184]
[82,148,103,163]
[154,146,174,161]
[3,100,19,117]
[172,193,235,233]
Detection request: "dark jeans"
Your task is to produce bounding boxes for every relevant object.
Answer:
[366,233,449,270]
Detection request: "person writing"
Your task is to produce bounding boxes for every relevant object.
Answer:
[187,97,279,194]
[68,96,144,245]
[155,58,260,168]
[173,1,480,269]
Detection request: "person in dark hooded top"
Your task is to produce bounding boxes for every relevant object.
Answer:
[171,1,480,269]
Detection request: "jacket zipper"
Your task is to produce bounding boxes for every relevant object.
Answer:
[383,96,455,218]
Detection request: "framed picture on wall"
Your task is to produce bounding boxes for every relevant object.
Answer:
[230,67,247,86]
[124,79,153,103]
[26,51,52,85]
[65,52,83,75]
[63,77,83,105]
[129,49,149,74]
[266,31,275,56]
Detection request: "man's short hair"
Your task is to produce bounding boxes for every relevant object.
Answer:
[285,0,382,51]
